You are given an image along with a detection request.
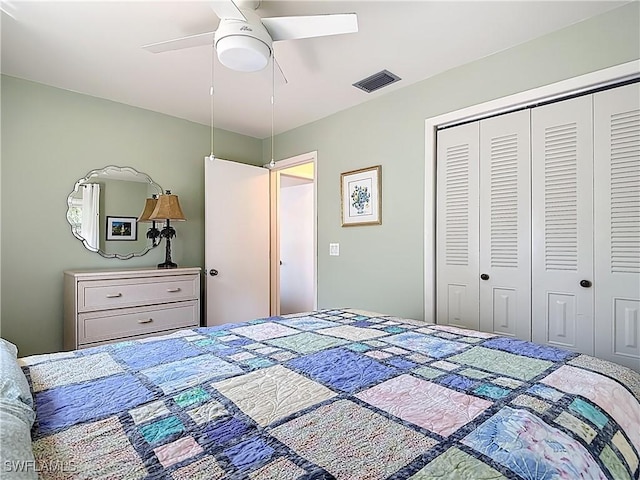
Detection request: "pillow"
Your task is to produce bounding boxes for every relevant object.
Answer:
[0,338,37,480]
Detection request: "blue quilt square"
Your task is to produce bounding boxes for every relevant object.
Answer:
[196,325,232,335]
[75,343,114,355]
[569,398,608,429]
[215,347,242,357]
[288,348,397,393]
[245,357,274,369]
[386,332,468,358]
[474,383,510,399]
[482,337,573,362]
[113,339,203,370]
[278,317,340,330]
[346,343,371,352]
[196,341,232,353]
[210,330,233,336]
[35,374,153,435]
[224,437,274,471]
[440,374,476,391]
[248,318,268,324]
[527,384,564,402]
[226,338,254,348]
[352,320,375,328]
[353,315,374,321]
[385,326,406,334]
[386,358,416,370]
[202,418,251,445]
[142,355,243,395]
[248,316,280,325]
[139,416,184,444]
[174,386,210,408]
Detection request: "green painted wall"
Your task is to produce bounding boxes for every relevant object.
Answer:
[0,76,262,356]
[265,2,640,321]
[1,3,638,356]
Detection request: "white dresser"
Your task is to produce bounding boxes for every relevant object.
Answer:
[64,267,201,350]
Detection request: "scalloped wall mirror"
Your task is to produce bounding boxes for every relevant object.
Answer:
[66,165,163,259]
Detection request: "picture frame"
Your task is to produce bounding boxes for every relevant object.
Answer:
[106,216,138,241]
[341,165,382,226]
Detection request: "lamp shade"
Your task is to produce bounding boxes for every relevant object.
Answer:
[137,196,158,222]
[149,191,186,221]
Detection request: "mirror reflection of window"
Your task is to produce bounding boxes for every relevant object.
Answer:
[80,183,100,250]
[67,197,82,238]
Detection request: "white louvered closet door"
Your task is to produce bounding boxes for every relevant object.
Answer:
[531,95,594,354]
[479,110,531,339]
[436,122,480,331]
[594,83,640,371]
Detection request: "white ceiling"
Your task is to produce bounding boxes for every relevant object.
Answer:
[1,1,628,139]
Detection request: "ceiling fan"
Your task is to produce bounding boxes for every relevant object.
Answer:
[142,0,358,74]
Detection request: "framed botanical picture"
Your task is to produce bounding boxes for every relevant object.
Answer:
[106,216,138,241]
[341,165,382,226]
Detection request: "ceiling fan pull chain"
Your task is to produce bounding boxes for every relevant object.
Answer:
[270,56,275,168]
[210,44,216,161]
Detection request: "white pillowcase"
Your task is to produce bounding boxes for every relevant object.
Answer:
[0,338,38,480]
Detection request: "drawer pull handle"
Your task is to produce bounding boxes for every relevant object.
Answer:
[106,293,123,298]
[167,288,182,293]
[138,318,153,324]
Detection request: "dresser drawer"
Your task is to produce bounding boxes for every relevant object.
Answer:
[77,300,199,346]
[77,274,198,312]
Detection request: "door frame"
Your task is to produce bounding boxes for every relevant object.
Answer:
[267,151,318,316]
[424,60,640,323]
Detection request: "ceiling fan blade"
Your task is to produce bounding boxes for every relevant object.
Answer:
[143,32,215,53]
[261,13,357,42]
[211,0,246,21]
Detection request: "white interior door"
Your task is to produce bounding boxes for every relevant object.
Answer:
[531,95,594,354]
[204,157,270,326]
[436,122,480,330]
[594,83,640,371]
[479,110,531,339]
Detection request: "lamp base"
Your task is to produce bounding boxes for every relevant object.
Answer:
[157,220,177,269]
[157,261,178,269]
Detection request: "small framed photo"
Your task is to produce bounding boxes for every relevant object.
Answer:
[341,165,382,227]
[106,216,138,241]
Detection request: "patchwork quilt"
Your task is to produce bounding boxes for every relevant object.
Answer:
[20,309,640,479]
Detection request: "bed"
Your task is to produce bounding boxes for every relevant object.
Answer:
[2,309,639,479]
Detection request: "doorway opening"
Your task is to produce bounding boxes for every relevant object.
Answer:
[269,151,318,316]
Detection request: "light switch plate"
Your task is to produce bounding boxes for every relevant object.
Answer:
[329,243,340,256]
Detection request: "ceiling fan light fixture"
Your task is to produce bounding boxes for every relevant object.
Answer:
[216,35,271,72]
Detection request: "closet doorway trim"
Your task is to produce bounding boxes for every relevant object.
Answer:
[423,60,640,324]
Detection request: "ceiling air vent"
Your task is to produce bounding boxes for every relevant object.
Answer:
[353,70,401,93]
